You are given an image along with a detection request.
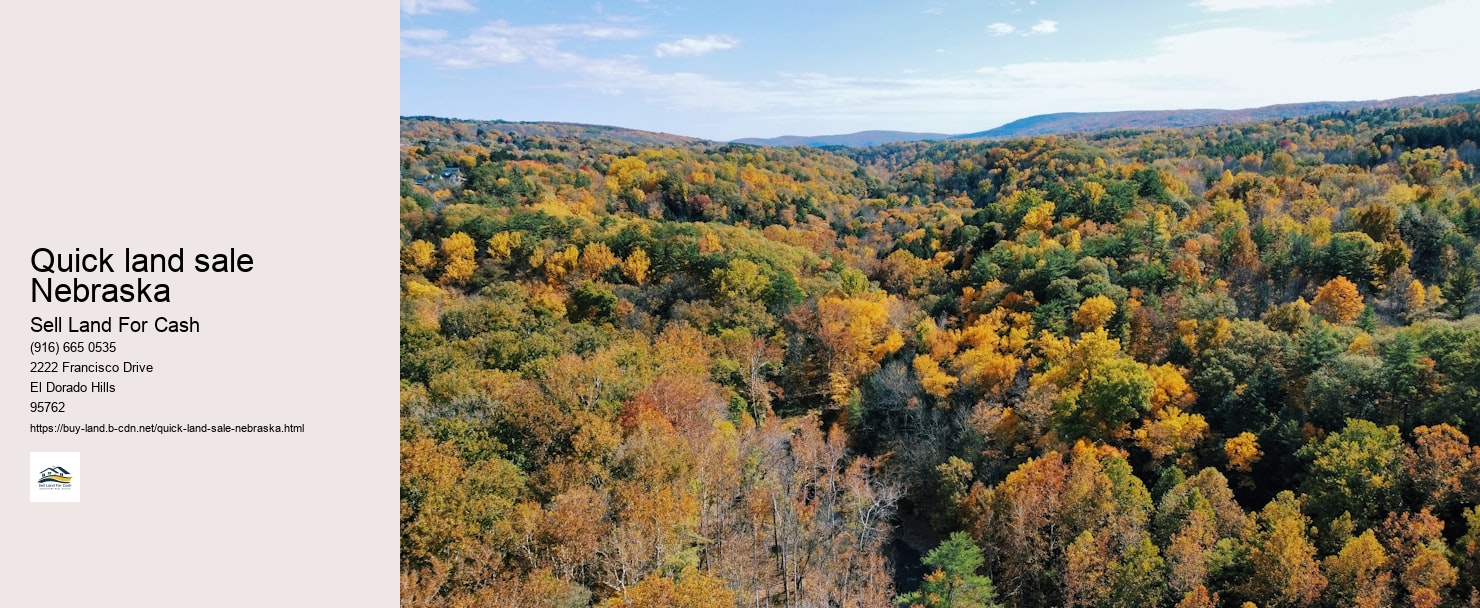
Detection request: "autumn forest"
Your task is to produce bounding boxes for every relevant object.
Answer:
[400,105,1480,608]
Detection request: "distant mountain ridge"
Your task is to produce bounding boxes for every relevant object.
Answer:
[733,89,1480,147]
[401,117,703,147]
[731,130,951,147]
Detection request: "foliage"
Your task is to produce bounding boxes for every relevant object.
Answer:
[400,106,1480,607]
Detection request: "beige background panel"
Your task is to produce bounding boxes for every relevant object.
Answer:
[1,1,398,605]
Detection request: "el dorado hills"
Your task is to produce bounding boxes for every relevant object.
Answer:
[30,247,253,303]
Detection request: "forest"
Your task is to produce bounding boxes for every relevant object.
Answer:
[399,104,1480,608]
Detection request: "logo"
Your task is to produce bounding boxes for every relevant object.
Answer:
[38,466,73,485]
[30,452,81,502]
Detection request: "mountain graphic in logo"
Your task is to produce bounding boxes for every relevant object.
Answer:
[38,466,72,484]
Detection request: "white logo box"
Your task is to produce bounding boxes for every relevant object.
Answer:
[30,451,80,503]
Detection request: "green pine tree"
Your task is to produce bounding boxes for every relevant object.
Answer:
[896,532,1001,608]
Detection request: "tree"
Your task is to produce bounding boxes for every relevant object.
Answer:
[607,566,736,608]
[1224,432,1261,472]
[1321,232,1379,287]
[1443,264,1477,316]
[1262,299,1312,334]
[621,248,651,285]
[1405,424,1478,511]
[896,532,1001,608]
[1078,357,1155,439]
[1073,294,1117,331]
[570,282,618,321]
[1356,305,1377,333]
[1039,329,1155,441]
[1378,509,1459,605]
[1312,276,1363,325]
[950,308,1032,397]
[815,289,901,405]
[1245,492,1327,608]
[1147,363,1196,411]
[718,328,782,420]
[1321,530,1392,608]
[1298,419,1406,528]
[1456,507,1480,602]
[439,231,478,285]
[543,245,580,284]
[1165,507,1217,599]
[579,242,619,277]
[914,354,958,399]
[487,230,522,262]
[1174,586,1218,608]
[1353,204,1400,243]
[1404,279,1428,319]
[975,442,1155,605]
[1133,406,1208,465]
[712,259,771,304]
[403,239,436,273]
[1108,535,1167,608]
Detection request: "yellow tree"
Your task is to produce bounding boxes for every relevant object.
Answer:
[1225,432,1262,472]
[1312,276,1363,325]
[1019,201,1056,235]
[816,290,901,405]
[1322,530,1392,608]
[579,242,619,277]
[607,566,736,608]
[543,245,580,284]
[951,308,1032,397]
[402,239,436,273]
[1404,279,1427,319]
[1133,406,1208,465]
[698,231,723,254]
[439,232,477,285]
[1072,295,1117,331]
[913,354,958,399]
[1147,363,1196,411]
[622,248,651,285]
[486,231,522,262]
[1246,492,1327,607]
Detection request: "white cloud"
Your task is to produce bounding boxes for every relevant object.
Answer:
[401,0,475,15]
[401,20,644,68]
[655,35,739,58]
[400,29,449,42]
[1196,0,1333,11]
[989,19,1058,37]
[986,22,1017,36]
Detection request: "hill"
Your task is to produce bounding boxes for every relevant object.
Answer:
[730,89,1480,147]
[400,116,704,147]
[957,89,1480,139]
[732,130,950,147]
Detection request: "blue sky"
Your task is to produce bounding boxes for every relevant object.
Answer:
[401,0,1480,141]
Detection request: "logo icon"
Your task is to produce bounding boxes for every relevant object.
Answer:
[38,466,73,485]
[30,452,81,502]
